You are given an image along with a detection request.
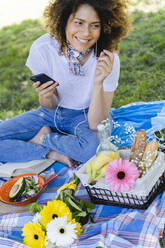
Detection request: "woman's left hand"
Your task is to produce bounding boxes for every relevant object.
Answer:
[94,50,114,83]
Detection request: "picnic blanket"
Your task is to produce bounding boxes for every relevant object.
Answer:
[1,100,165,248]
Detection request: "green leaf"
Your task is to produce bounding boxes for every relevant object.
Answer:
[72,211,81,219]
[67,197,82,211]
[65,190,75,199]
[27,202,44,213]
[89,216,95,223]
[86,208,94,214]
[76,211,87,217]
[56,194,62,201]
[73,174,80,185]
[83,201,96,209]
[63,197,71,208]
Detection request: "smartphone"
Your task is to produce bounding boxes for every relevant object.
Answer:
[30,73,57,85]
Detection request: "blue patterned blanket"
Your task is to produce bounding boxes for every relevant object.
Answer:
[1,101,165,248]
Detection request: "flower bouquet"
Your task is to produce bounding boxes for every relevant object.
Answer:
[22,176,96,248]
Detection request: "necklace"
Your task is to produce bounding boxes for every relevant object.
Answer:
[66,42,92,76]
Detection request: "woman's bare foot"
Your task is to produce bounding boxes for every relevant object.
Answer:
[46,150,80,168]
[29,126,80,168]
[29,126,51,145]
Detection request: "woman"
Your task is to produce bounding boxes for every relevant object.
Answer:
[0,0,131,166]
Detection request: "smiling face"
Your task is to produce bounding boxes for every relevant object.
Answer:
[65,4,101,52]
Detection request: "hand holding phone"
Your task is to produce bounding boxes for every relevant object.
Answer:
[30,73,57,85]
[31,73,59,101]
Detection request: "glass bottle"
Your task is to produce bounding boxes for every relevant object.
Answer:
[96,118,118,154]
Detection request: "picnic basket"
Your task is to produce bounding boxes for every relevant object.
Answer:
[76,149,165,209]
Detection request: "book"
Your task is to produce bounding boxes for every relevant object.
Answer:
[0,159,55,178]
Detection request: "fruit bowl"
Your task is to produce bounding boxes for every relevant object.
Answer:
[0,174,45,206]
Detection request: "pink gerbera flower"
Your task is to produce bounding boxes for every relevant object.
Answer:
[104,159,140,192]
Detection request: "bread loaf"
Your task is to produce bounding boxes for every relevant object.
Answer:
[138,140,158,177]
[129,129,147,166]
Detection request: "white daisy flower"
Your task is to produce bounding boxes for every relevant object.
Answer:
[46,216,77,247]
[32,212,41,223]
[45,238,55,248]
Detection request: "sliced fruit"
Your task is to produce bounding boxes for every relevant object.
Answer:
[9,177,26,201]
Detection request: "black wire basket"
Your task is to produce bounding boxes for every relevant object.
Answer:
[85,172,165,209]
[76,150,165,209]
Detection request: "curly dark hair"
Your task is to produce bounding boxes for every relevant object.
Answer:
[43,0,132,56]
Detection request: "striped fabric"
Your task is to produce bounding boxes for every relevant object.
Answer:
[0,162,165,248]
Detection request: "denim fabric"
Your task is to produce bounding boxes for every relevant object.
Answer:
[0,106,100,163]
[42,106,99,162]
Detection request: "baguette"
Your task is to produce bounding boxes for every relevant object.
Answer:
[138,140,158,176]
[129,129,147,166]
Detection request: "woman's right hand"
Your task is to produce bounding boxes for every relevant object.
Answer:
[33,81,59,109]
[33,81,59,98]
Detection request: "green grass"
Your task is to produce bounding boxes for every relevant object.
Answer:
[0,19,46,119]
[0,9,165,119]
[113,9,165,108]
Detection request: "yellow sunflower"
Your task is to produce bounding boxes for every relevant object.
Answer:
[72,219,83,236]
[22,222,46,248]
[57,179,77,195]
[40,200,72,228]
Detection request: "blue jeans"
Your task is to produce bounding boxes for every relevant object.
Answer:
[0,106,100,163]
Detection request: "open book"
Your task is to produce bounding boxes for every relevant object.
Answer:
[0,159,55,178]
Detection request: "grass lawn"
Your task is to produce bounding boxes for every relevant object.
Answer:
[114,9,165,107]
